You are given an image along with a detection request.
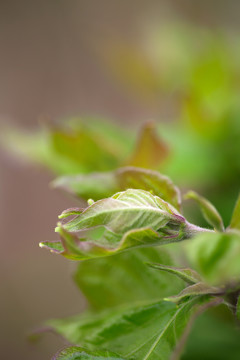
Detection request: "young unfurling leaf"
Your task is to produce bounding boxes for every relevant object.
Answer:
[40,189,196,261]
[148,264,222,303]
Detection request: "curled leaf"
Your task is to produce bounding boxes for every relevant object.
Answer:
[40,189,190,261]
[147,263,202,285]
[185,190,224,232]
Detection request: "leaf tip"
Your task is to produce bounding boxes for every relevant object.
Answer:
[55,222,62,232]
[87,198,95,206]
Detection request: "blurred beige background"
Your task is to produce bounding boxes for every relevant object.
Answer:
[1,1,240,359]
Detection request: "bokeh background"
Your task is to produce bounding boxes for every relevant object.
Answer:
[1,1,240,359]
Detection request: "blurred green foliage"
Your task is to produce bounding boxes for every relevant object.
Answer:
[2,21,240,360]
[99,23,240,225]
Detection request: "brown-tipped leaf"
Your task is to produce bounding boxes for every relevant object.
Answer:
[126,121,169,169]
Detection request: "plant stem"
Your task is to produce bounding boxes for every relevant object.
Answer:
[184,221,215,239]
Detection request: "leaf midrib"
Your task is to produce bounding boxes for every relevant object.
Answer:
[127,299,193,360]
[66,206,170,231]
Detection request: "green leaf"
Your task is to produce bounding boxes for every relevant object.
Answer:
[48,297,211,360]
[74,247,185,310]
[185,191,224,232]
[185,231,240,285]
[53,346,125,360]
[147,264,202,285]
[230,194,240,231]
[53,166,181,211]
[40,225,181,261]
[40,189,189,260]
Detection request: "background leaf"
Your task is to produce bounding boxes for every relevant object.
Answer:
[0,119,131,175]
[49,127,119,174]
[183,306,240,360]
[53,167,181,211]
[1,120,169,176]
[126,122,169,169]
[185,231,240,285]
